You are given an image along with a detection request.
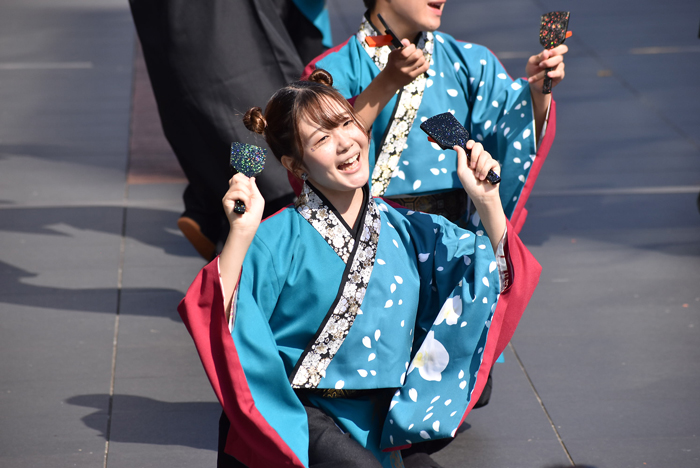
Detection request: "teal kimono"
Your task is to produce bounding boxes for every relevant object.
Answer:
[302,14,557,231]
[178,183,541,468]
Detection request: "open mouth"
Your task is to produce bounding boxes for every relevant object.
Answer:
[338,153,360,171]
[427,2,444,14]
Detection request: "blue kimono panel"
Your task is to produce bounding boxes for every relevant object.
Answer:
[226,183,503,466]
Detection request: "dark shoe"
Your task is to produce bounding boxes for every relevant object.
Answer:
[473,372,492,409]
[178,216,216,261]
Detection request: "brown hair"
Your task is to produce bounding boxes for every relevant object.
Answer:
[243,69,366,177]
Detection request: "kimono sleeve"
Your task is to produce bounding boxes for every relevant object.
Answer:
[301,37,367,100]
[379,214,540,450]
[177,238,309,468]
[452,40,556,229]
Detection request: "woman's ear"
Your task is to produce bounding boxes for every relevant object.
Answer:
[280,155,304,179]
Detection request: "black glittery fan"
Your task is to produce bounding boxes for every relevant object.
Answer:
[230,142,266,214]
[420,112,500,185]
[539,11,570,94]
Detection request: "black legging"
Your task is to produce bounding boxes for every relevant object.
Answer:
[217,410,443,468]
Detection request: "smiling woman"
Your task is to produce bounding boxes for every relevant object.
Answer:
[177,69,542,468]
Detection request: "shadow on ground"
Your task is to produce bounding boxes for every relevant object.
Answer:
[67,394,220,451]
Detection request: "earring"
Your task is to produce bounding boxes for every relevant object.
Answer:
[301,172,308,181]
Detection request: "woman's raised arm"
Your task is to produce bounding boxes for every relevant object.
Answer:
[219,174,265,315]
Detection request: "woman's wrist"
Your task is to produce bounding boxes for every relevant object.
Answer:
[470,191,502,212]
[226,224,257,249]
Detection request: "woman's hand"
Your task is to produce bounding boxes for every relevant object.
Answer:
[526,44,568,94]
[455,142,501,204]
[222,173,265,239]
[382,39,430,89]
[353,39,429,129]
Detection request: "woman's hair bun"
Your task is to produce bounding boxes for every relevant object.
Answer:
[308,68,333,87]
[243,106,266,135]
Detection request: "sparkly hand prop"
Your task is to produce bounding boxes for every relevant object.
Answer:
[365,13,403,48]
[230,142,266,214]
[539,11,571,94]
[420,112,501,185]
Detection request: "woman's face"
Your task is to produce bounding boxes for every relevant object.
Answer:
[297,100,370,195]
[380,0,445,38]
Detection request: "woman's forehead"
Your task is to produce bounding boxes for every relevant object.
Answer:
[299,98,349,130]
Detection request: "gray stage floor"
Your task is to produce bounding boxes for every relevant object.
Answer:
[1,1,698,467]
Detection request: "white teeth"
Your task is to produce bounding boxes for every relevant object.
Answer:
[339,154,359,167]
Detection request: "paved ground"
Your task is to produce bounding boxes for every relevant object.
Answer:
[1,1,699,467]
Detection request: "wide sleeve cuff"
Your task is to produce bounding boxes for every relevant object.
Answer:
[217,256,241,333]
[495,226,510,292]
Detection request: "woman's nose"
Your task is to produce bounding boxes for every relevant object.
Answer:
[336,132,352,152]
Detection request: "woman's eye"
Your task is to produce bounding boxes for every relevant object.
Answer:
[315,135,328,146]
[343,119,353,127]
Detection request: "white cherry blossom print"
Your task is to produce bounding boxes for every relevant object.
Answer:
[434,296,463,326]
[407,331,450,382]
